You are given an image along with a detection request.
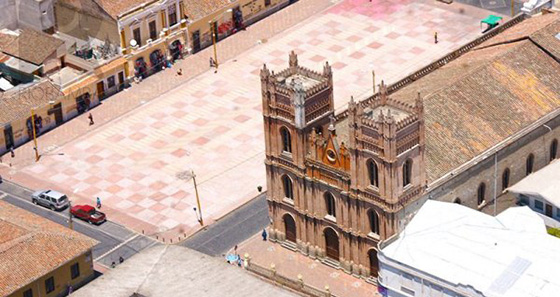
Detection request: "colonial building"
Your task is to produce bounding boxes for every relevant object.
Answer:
[262,12,560,280]
[0,200,97,297]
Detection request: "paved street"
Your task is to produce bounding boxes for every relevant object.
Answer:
[0,180,159,270]
[0,0,501,242]
[182,192,269,256]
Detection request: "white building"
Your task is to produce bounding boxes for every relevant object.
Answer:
[377,200,560,297]
[509,159,560,227]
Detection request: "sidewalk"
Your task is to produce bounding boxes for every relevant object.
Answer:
[238,234,381,297]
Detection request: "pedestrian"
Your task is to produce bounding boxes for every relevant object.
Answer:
[234,245,238,254]
[237,256,242,267]
[96,197,101,209]
[177,68,183,76]
[262,228,267,241]
[10,147,14,158]
[111,261,116,268]
[209,57,216,68]
[88,113,94,125]
[434,32,438,44]
[119,256,124,264]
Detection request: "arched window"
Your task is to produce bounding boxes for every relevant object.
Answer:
[526,154,534,176]
[502,168,510,191]
[280,127,292,153]
[402,159,412,187]
[282,175,293,200]
[550,139,558,162]
[368,209,380,235]
[453,198,462,205]
[367,160,379,187]
[477,183,486,206]
[325,193,336,217]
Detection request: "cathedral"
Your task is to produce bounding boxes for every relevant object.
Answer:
[261,12,560,280]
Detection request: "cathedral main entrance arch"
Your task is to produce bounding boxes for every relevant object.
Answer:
[284,214,296,243]
[368,249,379,277]
[324,227,339,261]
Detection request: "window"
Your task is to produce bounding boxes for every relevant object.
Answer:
[526,154,534,176]
[325,193,336,217]
[367,159,379,187]
[368,209,379,235]
[550,139,558,162]
[280,127,292,153]
[71,262,80,279]
[502,168,510,191]
[133,28,141,46]
[402,159,412,187]
[107,76,115,88]
[168,5,178,26]
[23,289,32,297]
[149,20,157,40]
[556,207,560,218]
[519,194,529,206]
[534,199,544,211]
[282,175,293,200]
[45,277,55,294]
[477,183,486,206]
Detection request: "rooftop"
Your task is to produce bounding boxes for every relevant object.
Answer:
[183,0,232,21]
[0,201,97,296]
[0,80,63,125]
[509,159,560,207]
[380,200,560,297]
[0,28,64,65]
[72,245,298,297]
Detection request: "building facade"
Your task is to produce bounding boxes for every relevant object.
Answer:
[263,13,560,280]
[262,52,426,278]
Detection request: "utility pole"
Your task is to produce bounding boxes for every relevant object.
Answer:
[493,153,497,216]
[210,21,219,69]
[372,70,376,94]
[511,0,515,17]
[30,109,39,162]
[192,170,204,226]
[68,200,74,230]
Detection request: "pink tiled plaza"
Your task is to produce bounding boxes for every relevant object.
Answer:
[2,0,498,239]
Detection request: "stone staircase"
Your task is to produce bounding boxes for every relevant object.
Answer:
[280,240,298,252]
[321,257,340,269]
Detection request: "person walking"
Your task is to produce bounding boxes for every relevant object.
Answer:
[261,228,267,241]
[434,32,438,44]
[88,113,94,126]
[96,197,102,209]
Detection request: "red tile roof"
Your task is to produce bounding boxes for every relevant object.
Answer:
[0,201,97,296]
[0,80,64,125]
[0,28,64,65]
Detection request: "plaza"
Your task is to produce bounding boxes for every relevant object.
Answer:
[0,0,499,240]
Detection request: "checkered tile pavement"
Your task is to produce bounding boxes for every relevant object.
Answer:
[6,0,499,240]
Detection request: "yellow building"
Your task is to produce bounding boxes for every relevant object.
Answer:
[0,200,98,297]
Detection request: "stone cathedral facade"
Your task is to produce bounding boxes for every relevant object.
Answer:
[261,52,427,278]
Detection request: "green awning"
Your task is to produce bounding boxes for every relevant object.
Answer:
[481,15,503,25]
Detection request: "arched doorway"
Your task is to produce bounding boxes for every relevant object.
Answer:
[368,249,379,277]
[170,40,183,61]
[283,214,296,243]
[324,228,339,261]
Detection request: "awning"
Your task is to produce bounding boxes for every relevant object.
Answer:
[481,15,503,25]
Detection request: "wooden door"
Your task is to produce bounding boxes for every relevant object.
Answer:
[324,228,339,261]
[369,250,379,277]
[192,30,201,53]
[284,215,296,243]
[546,204,553,217]
[53,103,63,125]
[96,81,105,100]
[3,125,14,150]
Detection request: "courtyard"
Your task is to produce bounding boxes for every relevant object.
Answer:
[0,0,500,240]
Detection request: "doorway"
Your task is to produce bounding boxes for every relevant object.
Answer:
[53,103,63,125]
[3,125,14,150]
[96,82,105,100]
[546,204,553,217]
[284,214,296,243]
[324,228,339,261]
[192,30,201,53]
[233,6,244,30]
[369,249,379,277]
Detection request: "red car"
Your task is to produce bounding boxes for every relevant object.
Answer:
[71,205,106,224]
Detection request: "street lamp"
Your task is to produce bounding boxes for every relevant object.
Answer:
[190,170,204,226]
[209,8,233,70]
[30,108,40,162]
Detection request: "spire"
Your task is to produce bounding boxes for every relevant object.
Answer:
[379,80,388,105]
[289,50,298,69]
[328,114,336,135]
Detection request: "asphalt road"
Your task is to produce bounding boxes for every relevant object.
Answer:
[181,192,270,256]
[0,180,160,268]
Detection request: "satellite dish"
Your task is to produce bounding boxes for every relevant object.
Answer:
[130,39,137,47]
